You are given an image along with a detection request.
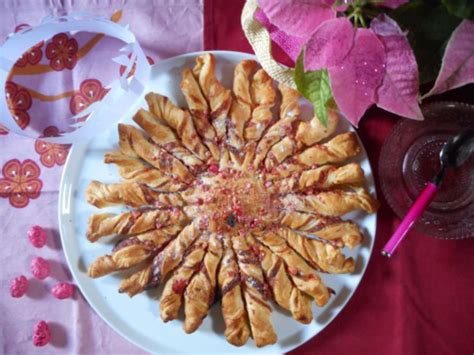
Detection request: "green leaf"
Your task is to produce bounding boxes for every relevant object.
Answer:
[442,0,474,19]
[294,50,333,127]
[390,0,462,84]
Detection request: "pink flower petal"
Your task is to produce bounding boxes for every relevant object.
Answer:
[254,8,305,61]
[378,0,409,9]
[304,18,355,71]
[371,15,423,120]
[425,20,474,97]
[258,0,336,40]
[329,29,386,126]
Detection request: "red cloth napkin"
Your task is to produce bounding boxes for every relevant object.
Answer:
[205,1,474,354]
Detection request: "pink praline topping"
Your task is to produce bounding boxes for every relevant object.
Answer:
[28,225,48,248]
[33,320,51,347]
[30,257,50,280]
[10,275,28,298]
[51,282,74,299]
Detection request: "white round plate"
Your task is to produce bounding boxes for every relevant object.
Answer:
[58,50,377,354]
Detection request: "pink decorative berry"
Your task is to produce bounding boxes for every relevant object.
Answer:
[33,320,51,347]
[30,257,50,280]
[28,225,47,248]
[10,275,28,298]
[51,282,74,299]
[208,164,219,174]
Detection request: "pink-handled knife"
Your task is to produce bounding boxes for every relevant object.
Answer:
[382,129,474,257]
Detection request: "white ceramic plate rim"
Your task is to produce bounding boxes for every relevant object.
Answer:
[58,50,377,354]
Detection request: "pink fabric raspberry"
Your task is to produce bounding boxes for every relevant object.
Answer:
[28,225,48,248]
[51,282,74,299]
[30,257,50,280]
[10,275,28,298]
[33,320,51,347]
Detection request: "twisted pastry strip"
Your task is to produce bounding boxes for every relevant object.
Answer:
[87,239,153,278]
[282,188,379,216]
[255,230,330,307]
[227,60,257,152]
[86,208,187,242]
[264,136,296,170]
[270,163,365,194]
[118,261,153,297]
[104,151,186,192]
[149,223,201,287]
[298,163,365,190]
[247,234,313,324]
[280,211,362,249]
[253,84,299,168]
[85,181,184,209]
[232,233,277,347]
[146,93,210,161]
[192,54,232,142]
[180,68,220,161]
[160,237,208,322]
[133,108,203,169]
[244,69,276,142]
[295,110,339,147]
[280,228,355,274]
[183,233,223,333]
[218,235,251,347]
[118,124,194,184]
[272,132,361,178]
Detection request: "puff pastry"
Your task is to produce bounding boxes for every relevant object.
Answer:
[86,55,379,348]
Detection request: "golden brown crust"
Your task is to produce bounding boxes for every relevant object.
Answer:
[118,124,194,184]
[86,209,187,242]
[282,188,379,216]
[183,233,223,333]
[103,151,186,192]
[247,234,313,324]
[160,238,208,322]
[295,110,339,147]
[180,68,220,161]
[227,60,257,151]
[264,136,296,170]
[118,261,153,297]
[255,230,330,307]
[279,211,362,249]
[232,233,277,348]
[149,223,201,286]
[146,93,210,161]
[244,69,276,142]
[298,163,365,190]
[87,241,153,278]
[218,235,251,347]
[280,228,355,274]
[133,108,204,168]
[192,54,232,142]
[85,181,184,209]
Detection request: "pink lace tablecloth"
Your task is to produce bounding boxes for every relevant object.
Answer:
[0,0,203,353]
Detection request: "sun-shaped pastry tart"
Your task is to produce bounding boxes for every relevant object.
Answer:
[85,54,378,348]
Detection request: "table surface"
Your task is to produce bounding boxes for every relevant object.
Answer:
[1,0,473,354]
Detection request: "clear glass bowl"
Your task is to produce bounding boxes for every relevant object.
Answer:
[379,102,474,240]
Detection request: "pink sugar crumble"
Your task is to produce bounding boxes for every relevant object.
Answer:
[30,257,50,280]
[51,282,74,299]
[33,320,51,347]
[10,275,28,298]
[28,225,48,248]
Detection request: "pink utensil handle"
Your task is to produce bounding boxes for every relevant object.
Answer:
[382,182,438,257]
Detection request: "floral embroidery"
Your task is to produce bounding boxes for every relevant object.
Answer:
[69,79,109,115]
[5,81,32,129]
[119,55,155,77]
[34,126,70,168]
[0,159,43,208]
[45,33,78,71]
